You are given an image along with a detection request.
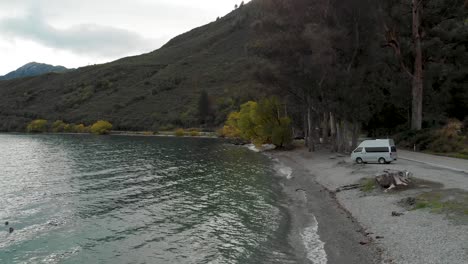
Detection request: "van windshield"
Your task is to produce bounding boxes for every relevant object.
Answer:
[354,147,363,153]
[391,146,397,152]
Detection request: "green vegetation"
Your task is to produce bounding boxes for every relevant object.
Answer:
[175,128,186,137]
[26,119,48,133]
[90,121,113,135]
[361,178,376,193]
[222,97,292,147]
[52,120,66,132]
[413,191,468,216]
[395,120,468,156]
[0,0,466,142]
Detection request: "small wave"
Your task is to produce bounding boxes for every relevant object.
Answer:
[302,216,327,264]
[245,144,276,153]
[273,163,293,180]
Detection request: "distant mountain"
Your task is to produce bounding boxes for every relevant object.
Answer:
[0,62,69,80]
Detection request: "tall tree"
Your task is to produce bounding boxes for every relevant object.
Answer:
[198,90,213,126]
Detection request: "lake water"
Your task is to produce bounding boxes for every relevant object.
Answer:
[0,134,298,264]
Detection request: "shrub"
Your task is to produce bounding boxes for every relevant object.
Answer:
[272,118,293,147]
[75,124,88,133]
[90,120,113,135]
[175,128,185,137]
[26,119,48,133]
[190,130,201,137]
[52,120,66,132]
[221,97,293,147]
[64,123,77,133]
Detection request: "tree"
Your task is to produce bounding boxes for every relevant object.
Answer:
[222,97,293,147]
[384,0,424,130]
[52,120,66,132]
[26,119,48,133]
[221,112,241,138]
[90,120,113,135]
[198,90,214,126]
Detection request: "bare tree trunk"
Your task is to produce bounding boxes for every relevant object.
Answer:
[336,120,342,152]
[342,120,349,153]
[411,0,423,130]
[330,112,337,152]
[307,106,314,152]
[304,113,309,148]
[322,112,330,144]
[351,120,360,150]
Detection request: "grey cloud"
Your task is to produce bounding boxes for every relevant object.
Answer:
[0,11,159,57]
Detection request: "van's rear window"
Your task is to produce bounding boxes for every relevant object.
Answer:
[365,147,389,153]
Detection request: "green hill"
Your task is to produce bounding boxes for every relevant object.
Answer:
[0,4,262,132]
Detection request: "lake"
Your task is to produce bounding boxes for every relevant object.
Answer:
[0,134,297,264]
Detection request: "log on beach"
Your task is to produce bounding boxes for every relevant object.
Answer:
[375,169,412,191]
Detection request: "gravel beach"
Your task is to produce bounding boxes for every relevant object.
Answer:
[268,153,382,264]
[272,147,468,264]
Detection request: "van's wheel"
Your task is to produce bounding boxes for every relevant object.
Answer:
[356,158,363,164]
[378,158,386,164]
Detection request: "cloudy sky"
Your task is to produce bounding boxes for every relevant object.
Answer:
[0,0,250,75]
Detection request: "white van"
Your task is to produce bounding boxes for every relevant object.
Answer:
[351,139,397,164]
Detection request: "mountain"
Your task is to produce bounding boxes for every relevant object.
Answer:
[0,62,69,81]
[0,3,264,132]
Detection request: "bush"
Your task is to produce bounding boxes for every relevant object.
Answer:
[75,124,88,133]
[190,130,201,137]
[221,97,293,147]
[90,120,113,135]
[52,120,66,132]
[395,120,467,153]
[175,128,185,137]
[272,117,293,147]
[26,119,48,133]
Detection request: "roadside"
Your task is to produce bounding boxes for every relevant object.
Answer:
[399,150,468,174]
[272,147,468,264]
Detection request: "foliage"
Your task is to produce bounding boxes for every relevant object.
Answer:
[221,112,242,138]
[90,120,113,135]
[222,97,293,147]
[52,120,66,132]
[361,178,376,192]
[75,124,88,133]
[175,128,186,137]
[198,91,214,126]
[396,119,467,153]
[26,119,48,133]
[190,130,201,137]
[0,0,466,136]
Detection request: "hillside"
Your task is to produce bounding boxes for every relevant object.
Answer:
[0,4,263,132]
[0,0,466,136]
[0,62,68,81]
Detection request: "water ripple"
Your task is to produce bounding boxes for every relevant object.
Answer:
[0,134,293,264]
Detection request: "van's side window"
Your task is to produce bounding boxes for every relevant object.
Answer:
[366,147,389,153]
[391,146,397,152]
[354,147,363,153]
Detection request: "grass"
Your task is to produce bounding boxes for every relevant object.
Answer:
[361,178,376,192]
[413,191,468,216]
[424,151,468,160]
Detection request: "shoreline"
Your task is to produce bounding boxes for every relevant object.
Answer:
[267,150,381,264]
[270,146,468,264]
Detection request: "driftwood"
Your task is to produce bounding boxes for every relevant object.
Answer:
[375,169,412,192]
[336,184,361,193]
